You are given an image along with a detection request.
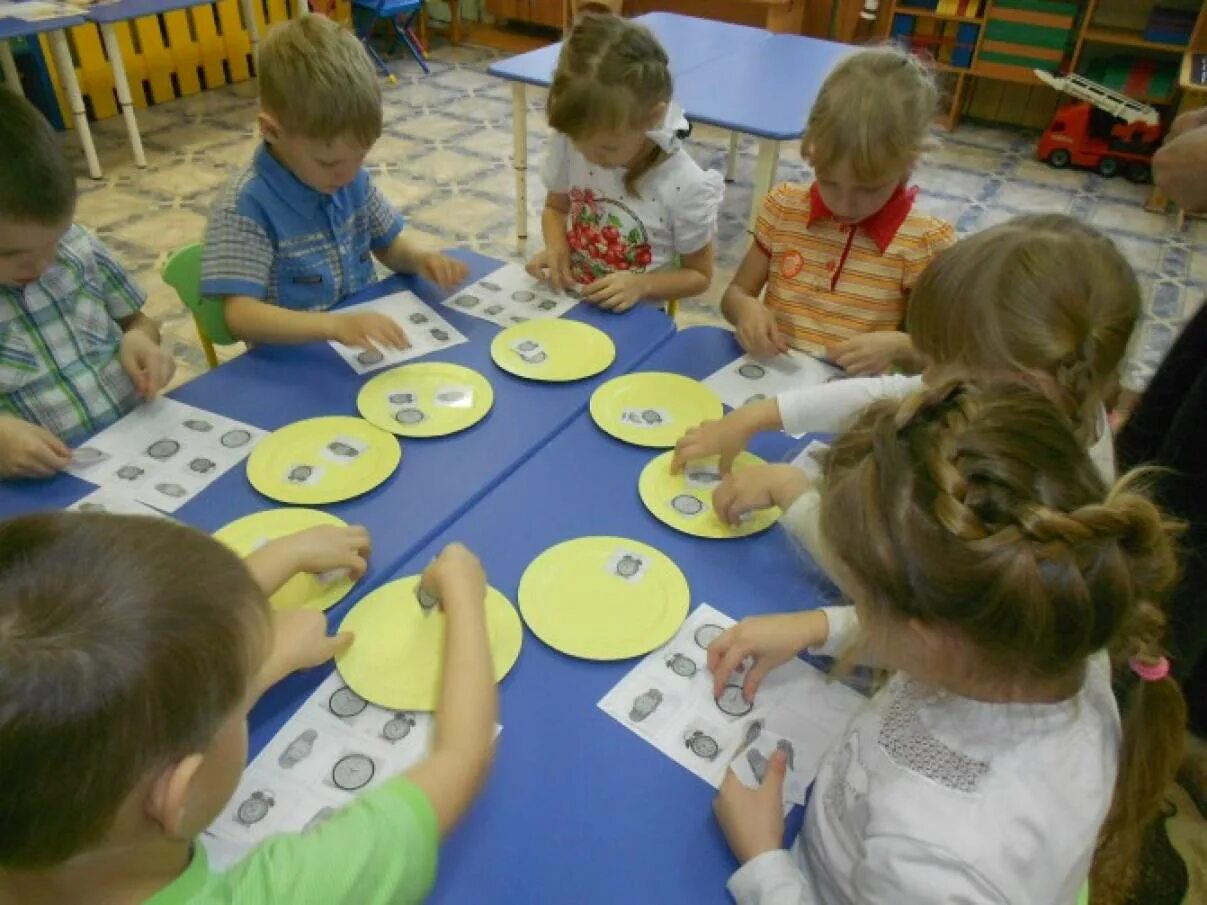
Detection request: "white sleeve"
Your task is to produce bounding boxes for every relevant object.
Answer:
[777,375,922,437]
[728,850,822,905]
[668,164,725,255]
[540,132,571,194]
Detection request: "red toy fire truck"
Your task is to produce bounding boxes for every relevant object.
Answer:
[1035,70,1165,183]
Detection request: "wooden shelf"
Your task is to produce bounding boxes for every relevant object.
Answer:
[1082,25,1190,54]
[894,6,984,24]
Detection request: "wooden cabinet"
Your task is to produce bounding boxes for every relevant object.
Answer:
[486,0,564,28]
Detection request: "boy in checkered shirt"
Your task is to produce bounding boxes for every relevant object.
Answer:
[0,92,174,479]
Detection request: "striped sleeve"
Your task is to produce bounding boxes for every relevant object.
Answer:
[754,182,796,256]
[201,190,275,300]
[901,217,956,291]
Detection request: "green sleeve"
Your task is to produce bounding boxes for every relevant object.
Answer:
[218,779,439,904]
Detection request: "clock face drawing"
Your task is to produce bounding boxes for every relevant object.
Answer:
[73,447,105,466]
[189,457,216,474]
[666,653,698,678]
[328,686,368,718]
[693,624,724,650]
[331,753,375,791]
[358,349,384,366]
[685,730,719,761]
[409,313,429,325]
[671,494,704,516]
[117,465,144,481]
[511,290,536,303]
[738,364,766,380]
[453,294,479,308]
[279,729,318,768]
[382,713,417,741]
[614,554,643,578]
[236,790,274,825]
[183,419,213,432]
[416,586,439,613]
[287,465,314,484]
[430,328,450,342]
[389,392,416,405]
[716,685,754,717]
[630,689,663,722]
[146,439,180,460]
[480,280,502,292]
[641,409,663,424]
[221,429,252,448]
[395,408,425,425]
[155,482,187,499]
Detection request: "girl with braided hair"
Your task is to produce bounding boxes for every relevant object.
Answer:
[709,380,1185,905]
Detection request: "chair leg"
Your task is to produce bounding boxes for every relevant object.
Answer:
[396,9,429,74]
[193,314,220,369]
[357,18,398,82]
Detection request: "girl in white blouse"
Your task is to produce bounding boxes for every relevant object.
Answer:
[525,12,723,312]
[707,380,1186,905]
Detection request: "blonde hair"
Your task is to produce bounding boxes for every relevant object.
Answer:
[820,380,1186,904]
[908,214,1139,448]
[804,45,938,182]
[547,12,672,194]
[259,16,382,147]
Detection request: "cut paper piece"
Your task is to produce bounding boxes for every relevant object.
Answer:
[67,488,170,518]
[328,291,468,375]
[65,397,266,513]
[214,508,359,612]
[203,670,502,870]
[490,320,615,382]
[336,575,522,711]
[703,350,844,431]
[598,603,865,796]
[247,416,400,505]
[638,450,780,539]
[357,362,494,438]
[443,262,578,327]
[518,536,689,660]
[589,372,723,448]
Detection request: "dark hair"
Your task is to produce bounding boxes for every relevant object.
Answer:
[820,380,1186,903]
[0,91,76,224]
[0,513,268,869]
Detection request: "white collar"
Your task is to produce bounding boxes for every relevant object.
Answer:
[646,101,690,153]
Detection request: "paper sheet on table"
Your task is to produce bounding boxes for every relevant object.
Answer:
[66,398,266,513]
[0,1,78,21]
[444,262,579,328]
[704,351,844,434]
[598,603,864,810]
[203,670,502,869]
[328,292,468,374]
[67,488,172,519]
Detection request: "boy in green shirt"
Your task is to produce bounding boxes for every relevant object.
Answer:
[0,516,496,904]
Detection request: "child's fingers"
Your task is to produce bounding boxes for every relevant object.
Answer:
[44,432,71,461]
[760,749,788,793]
[711,643,749,697]
[742,659,774,702]
[718,444,739,476]
[329,630,355,658]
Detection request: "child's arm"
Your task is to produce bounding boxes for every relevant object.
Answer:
[116,312,175,399]
[0,414,71,478]
[527,193,575,290]
[223,295,410,351]
[404,543,497,835]
[721,244,788,359]
[243,524,371,597]
[373,234,469,291]
[581,242,714,312]
[827,331,918,377]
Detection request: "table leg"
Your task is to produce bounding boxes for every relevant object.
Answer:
[47,30,101,179]
[0,40,23,95]
[512,81,528,248]
[748,139,779,231]
[725,132,739,183]
[449,0,461,45]
[241,0,261,65]
[99,24,146,169]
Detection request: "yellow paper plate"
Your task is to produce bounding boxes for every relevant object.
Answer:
[357,362,494,438]
[518,536,689,660]
[247,416,401,505]
[214,508,357,612]
[490,319,616,382]
[335,575,523,711]
[589,372,723,448]
[638,450,780,539]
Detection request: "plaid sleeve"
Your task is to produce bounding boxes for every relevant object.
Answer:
[364,176,405,250]
[902,218,956,291]
[82,228,145,320]
[753,182,792,256]
[201,193,275,299]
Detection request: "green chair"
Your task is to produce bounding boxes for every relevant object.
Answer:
[161,243,236,370]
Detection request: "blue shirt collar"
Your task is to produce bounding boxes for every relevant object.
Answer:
[254,143,335,218]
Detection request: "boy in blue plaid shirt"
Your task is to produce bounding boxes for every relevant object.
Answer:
[0,93,174,479]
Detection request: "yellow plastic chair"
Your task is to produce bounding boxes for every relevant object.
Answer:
[161,243,236,370]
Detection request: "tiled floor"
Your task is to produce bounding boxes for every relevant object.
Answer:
[65,37,1203,394]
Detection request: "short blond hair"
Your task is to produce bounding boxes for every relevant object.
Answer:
[803,46,938,182]
[259,15,382,147]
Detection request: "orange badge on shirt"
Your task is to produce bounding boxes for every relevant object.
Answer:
[781,250,804,279]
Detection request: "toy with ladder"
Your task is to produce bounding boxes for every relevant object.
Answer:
[1035,70,1166,184]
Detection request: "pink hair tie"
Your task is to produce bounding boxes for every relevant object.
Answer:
[1129,656,1170,683]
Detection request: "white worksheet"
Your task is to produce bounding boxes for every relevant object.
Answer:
[443,262,579,328]
[704,351,844,431]
[328,291,468,374]
[66,397,266,513]
[598,604,864,809]
[204,670,490,869]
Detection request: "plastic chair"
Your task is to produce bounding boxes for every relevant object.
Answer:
[161,243,236,370]
[352,0,429,82]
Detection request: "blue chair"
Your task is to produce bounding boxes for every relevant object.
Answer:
[352,0,429,80]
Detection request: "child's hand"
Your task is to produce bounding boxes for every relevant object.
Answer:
[583,271,646,313]
[0,414,71,478]
[265,609,354,677]
[330,311,410,352]
[673,414,754,476]
[277,524,371,581]
[714,749,789,864]
[419,252,469,290]
[734,303,788,359]
[712,463,810,526]
[526,247,574,291]
[421,542,486,614]
[707,611,829,700]
[119,330,175,399]
[826,331,910,376]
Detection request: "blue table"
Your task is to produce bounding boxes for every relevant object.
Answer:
[249,325,830,904]
[0,6,99,178]
[0,248,676,595]
[487,12,854,238]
